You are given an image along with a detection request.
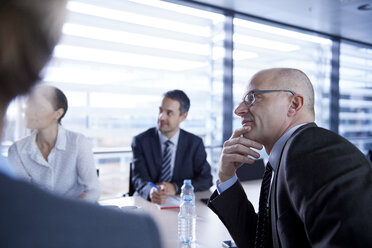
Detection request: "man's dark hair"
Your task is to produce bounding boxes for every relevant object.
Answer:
[164,89,190,115]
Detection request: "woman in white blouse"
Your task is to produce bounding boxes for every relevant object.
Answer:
[8,85,101,202]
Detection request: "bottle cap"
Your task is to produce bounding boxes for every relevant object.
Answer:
[183,179,191,185]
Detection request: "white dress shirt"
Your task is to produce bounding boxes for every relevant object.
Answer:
[7,125,101,202]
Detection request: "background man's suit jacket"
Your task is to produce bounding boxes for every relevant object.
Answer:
[208,123,372,248]
[132,127,213,199]
[0,173,162,248]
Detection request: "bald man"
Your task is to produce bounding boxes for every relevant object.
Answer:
[208,68,372,248]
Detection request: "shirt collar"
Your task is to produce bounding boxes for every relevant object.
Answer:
[27,125,66,153]
[54,125,66,150]
[157,128,180,146]
[27,130,39,154]
[268,123,308,171]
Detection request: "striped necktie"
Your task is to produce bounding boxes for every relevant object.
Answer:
[159,140,173,182]
[255,162,273,248]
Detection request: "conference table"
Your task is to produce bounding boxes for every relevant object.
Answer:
[99,180,260,248]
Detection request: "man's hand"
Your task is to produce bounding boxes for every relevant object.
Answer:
[150,185,168,204]
[157,182,176,196]
[218,126,263,183]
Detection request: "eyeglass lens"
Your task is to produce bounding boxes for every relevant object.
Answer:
[244,93,254,105]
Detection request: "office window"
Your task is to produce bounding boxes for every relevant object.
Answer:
[45,0,224,148]
[339,42,372,154]
[3,0,370,198]
[3,0,225,197]
[232,17,332,157]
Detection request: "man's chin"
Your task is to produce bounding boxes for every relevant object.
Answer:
[158,126,168,134]
[242,131,257,141]
[242,132,251,139]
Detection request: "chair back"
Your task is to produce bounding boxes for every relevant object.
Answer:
[367,150,372,163]
[128,162,135,196]
[123,162,135,197]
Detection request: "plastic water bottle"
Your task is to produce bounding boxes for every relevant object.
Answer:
[178,179,196,243]
[180,179,195,204]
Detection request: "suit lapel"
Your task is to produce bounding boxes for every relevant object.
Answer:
[172,129,184,181]
[270,165,280,247]
[151,129,162,179]
[270,122,317,248]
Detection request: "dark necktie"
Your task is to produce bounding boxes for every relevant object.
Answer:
[159,140,172,182]
[255,162,273,248]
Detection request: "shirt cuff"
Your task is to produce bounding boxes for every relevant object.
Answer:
[216,174,238,194]
[173,183,179,194]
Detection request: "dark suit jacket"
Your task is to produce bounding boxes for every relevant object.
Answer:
[0,173,162,248]
[208,123,372,248]
[131,128,213,200]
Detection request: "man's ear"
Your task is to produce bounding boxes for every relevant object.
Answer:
[179,112,188,122]
[288,95,304,117]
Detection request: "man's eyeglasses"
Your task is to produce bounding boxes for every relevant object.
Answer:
[243,90,296,106]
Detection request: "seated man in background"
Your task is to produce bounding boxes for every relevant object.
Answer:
[0,1,161,247]
[132,90,213,204]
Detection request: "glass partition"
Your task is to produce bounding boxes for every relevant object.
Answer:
[339,42,372,154]
[232,17,332,158]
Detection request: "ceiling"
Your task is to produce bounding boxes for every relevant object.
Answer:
[178,0,372,46]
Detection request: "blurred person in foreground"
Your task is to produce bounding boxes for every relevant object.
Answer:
[132,90,213,204]
[0,0,161,247]
[208,68,372,248]
[8,85,101,202]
